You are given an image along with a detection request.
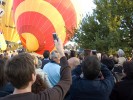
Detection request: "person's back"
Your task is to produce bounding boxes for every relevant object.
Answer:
[35,58,52,88]
[110,61,133,100]
[0,59,14,97]
[69,56,114,100]
[0,39,72,100]
[43,62,61,87]
[41,50,50,69]
[43,50,61,87]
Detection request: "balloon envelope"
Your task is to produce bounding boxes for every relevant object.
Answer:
[13,0,79,54]
[0,0,20,43]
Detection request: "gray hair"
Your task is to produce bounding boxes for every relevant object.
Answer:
[117,49,125,57]
[50,50,60,60]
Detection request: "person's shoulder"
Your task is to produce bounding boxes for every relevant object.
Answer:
[0,95,11,100]
[50,62,61,67]
[72,75,81,82]
[0,92,36,100]
[43,62,51,67]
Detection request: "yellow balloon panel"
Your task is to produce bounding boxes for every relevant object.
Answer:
[0,0,20,42]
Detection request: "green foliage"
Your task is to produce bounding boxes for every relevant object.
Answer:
[74,0,133,55]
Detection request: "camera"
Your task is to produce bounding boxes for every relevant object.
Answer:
[52,33,58,41]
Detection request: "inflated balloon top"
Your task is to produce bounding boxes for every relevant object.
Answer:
[13,0,80,54]
[0,0,20,43]
[13,0,78,54]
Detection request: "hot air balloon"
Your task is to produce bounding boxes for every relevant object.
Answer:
[13,0,80,54]
[0,0,20,43]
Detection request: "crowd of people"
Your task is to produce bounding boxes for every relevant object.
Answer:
[0,38,133,100]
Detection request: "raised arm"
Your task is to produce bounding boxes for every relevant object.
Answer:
[101,64,114,92]
[40,38,72,100]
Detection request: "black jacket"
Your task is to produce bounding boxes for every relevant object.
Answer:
[110,77,133,100]
[70,64,114,100]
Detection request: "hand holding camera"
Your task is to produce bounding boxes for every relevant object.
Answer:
[53,33,65,57]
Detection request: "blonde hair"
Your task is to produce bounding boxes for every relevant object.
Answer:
[31,55,38,68]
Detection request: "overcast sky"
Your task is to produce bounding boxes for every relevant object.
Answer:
[65,0,96,45]
[79,0,96,15]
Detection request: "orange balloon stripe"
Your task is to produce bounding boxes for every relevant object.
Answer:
[13,0,77,41]
[45,0,77,41]
[14,0,66,43]
[19,13,54,50]
[17,12,56,53]
[13,0,78,54]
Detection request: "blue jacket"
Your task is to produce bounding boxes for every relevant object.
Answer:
[43,61,61,87]
[69,64,114,100]
[0,83,14,97]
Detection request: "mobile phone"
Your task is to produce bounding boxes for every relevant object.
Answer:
[53,33,58,41]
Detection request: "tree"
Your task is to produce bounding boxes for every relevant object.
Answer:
[74,0,133,54]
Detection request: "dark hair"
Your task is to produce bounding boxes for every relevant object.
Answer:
[43,50,50,58]
[32,74,48,93]
[82,56,101,80]
[5,53,35,89]
[0,54,4,59]
[70,50,76,58]
[65,53,69,60]
[101,53,108,60]
[91,50,97,55]
[123,61,133,79]
[0,59,6,87]
[101,58,114,70]
[84,49,91,59]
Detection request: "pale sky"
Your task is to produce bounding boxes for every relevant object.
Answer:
[71,0,96,17]
[79,0,96,16]
[66,0,96,46]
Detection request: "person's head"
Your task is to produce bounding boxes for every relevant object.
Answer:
[0,54,4,59]
[5,53,36,89]
[36,59,42,69]
[82,56,101,80]
[70,50,76,58]
[91,50,97,56]
[50,50,60,64]
[123,61,133,79]
[84,49,91,59]
[31,55,38,68]
[117,49,125,57]
[101,58,114,70]
[112,54,119,64]
[65,52,69,60]
[101,53,108,60]
[68,57,80,70]
[32,74,48,94]
[0,59,6,88]
[43,50,50,59]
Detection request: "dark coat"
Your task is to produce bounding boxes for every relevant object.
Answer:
[69,64,114,100]
[110,77,133,100]
[0,57,72,100]
[0,83,14,97]
[41,59,50,69]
